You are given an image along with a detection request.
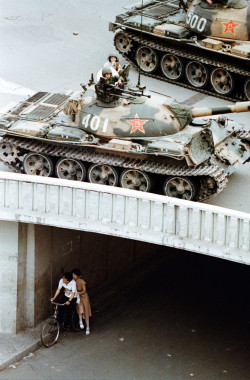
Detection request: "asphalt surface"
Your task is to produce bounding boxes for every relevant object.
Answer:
[0,253,249,380]
[0,0,250,212]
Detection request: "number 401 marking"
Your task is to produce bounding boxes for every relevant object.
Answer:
[82,114,109,133]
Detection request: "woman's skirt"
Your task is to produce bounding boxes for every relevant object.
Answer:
[76,293,92,319]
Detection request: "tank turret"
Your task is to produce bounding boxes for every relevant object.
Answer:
[0,81,249,202]
[110,0,250,100]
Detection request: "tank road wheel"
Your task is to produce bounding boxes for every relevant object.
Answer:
[185,61,209,88]
[210,68,234,95]
[114,32,133,54]
[0,142,19,163]
[120,169,152,192]
[23,153,53,177]
[244,78,250,100]
[136,46,159,73]
[163,176,197,201]
[88,164,119,186]
[161,54,184,81]
[56,158,86,181]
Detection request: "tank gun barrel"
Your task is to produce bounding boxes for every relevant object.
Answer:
[191,101,250,118]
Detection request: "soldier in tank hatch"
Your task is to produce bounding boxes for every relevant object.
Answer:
[98,67,123,86]
[104,53,122,74]
[96,67,123,102]
[96,53,121,82]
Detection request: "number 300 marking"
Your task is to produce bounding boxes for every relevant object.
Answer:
[187,11,207,33]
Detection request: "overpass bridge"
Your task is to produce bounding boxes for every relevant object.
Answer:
[0,171,249,333]
[0,171,249,264]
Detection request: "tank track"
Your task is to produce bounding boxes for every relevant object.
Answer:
[1,135,229,202]
[114,30,250,102]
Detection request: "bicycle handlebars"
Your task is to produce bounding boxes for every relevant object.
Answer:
[50,300,66,306]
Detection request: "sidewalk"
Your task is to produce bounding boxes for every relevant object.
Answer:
[0,323,43,371]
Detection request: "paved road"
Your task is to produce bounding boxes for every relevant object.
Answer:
[0,253,249,380]
[0,0,250,213]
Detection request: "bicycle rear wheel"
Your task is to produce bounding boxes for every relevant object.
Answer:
[41,318,60,347]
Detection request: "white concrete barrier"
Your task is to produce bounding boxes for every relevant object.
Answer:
[0,171,249,265]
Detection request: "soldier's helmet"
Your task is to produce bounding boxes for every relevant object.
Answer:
[108,53,119,62]
[102,67,113,76]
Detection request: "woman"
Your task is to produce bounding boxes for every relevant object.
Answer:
[72,268,92,335]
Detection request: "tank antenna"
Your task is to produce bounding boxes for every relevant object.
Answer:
[137,0,143,89]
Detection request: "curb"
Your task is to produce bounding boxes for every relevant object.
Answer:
[0,339,42,372]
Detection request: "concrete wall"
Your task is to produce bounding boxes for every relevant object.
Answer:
[49,228,159,293]
[34,225,52,325]
[0,221,163,333]
[0,222,36,333]
[16,223,28,332]
[48,228,161,312]
[0,221,19,333]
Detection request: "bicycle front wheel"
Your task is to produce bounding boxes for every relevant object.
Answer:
[41,318,60,347]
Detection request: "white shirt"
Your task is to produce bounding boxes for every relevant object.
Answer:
[58,279,77,298]
[104,61,121,72]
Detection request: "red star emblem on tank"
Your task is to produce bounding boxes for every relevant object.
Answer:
[222,18,239,35]
[127,114,148,134]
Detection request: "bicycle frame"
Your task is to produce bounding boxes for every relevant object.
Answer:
[50,301,65,321]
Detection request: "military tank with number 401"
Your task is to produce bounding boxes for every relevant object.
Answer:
[110,0,250,101]
[0,77,249,201]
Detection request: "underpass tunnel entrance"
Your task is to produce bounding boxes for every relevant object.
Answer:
[1,218,249,345]
[34,224,250,378]
[1,220,248,377]
[34,224,171,325]
[34,224,250,333]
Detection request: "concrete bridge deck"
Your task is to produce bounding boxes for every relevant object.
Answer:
[0,171,249,265]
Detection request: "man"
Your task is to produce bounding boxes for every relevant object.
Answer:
[99,67,123,86]
[51,272,77,328]
[96,67,123,102]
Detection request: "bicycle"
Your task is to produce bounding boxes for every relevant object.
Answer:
[41,301,81,347]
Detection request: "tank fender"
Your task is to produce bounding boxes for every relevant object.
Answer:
[0,118,11,135]
[147,126,214,166]
[210,120,250,165]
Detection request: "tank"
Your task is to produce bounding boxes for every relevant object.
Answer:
[109,0,250,101]
[0,78,249,202]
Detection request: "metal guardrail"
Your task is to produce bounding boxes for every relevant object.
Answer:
[0,171,249,264]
